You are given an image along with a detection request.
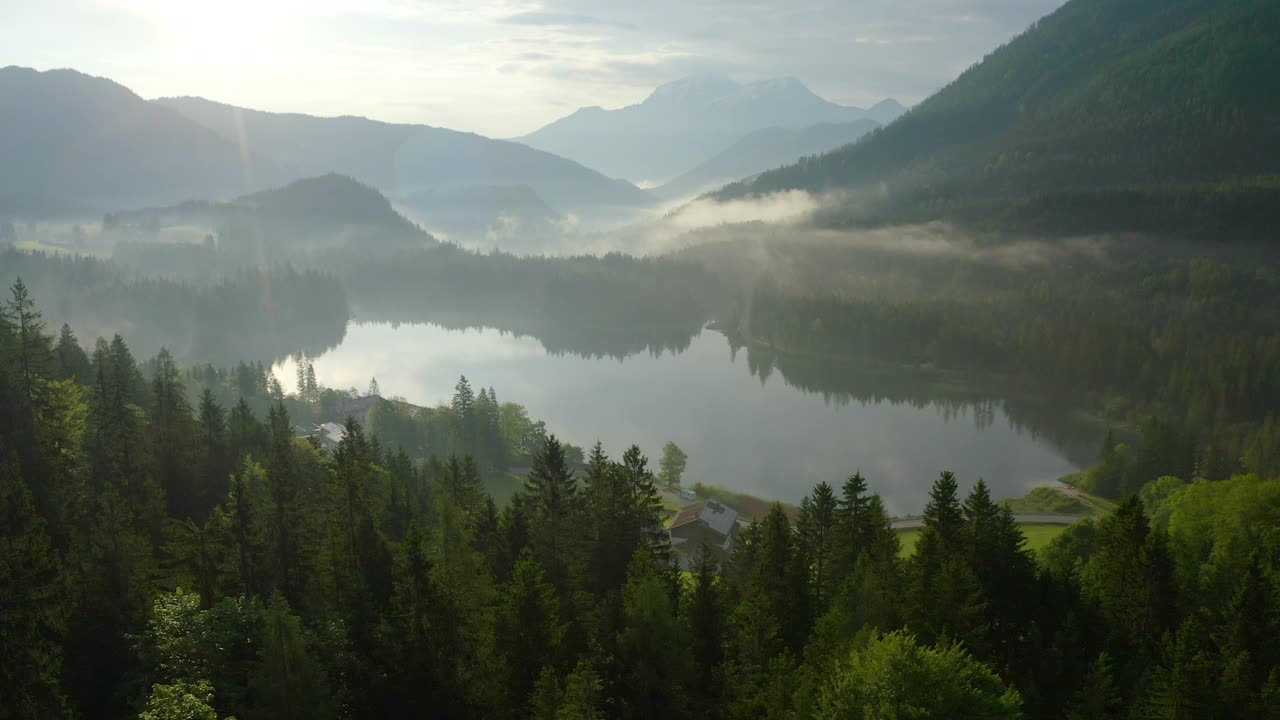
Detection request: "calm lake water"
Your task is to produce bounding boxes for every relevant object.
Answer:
[275,322,1086,514]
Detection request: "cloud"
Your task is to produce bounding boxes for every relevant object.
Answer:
[501,10,633,29]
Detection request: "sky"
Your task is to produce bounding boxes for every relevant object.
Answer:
[3,0,1066,138]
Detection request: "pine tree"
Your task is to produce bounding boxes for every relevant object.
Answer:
[909,471,979,645]
[441,453,486,514]
[1066,653,1124,720]
[226,465,264,595]
[228,398,266,464]
[6,278,52,411]
[836,472,872,579]
[750,504,810,653]
[797,481,839,608]
[324,417,391,626]
[0,455,69,719]
[249,595,333,720]
[557,659,606,720]
[384,519,467,716]
[54,323,91,385]
[162,510,237,606]
[1083,496,1176,660]
[525,434,582,598]
[196,389,231,519]
[265,402,305,605]
[615,552,690,720]
[151,348,198,520]
[64,489,156,718]
[619,445,669,563]
[496,551,565,715]
[685,544,725,714]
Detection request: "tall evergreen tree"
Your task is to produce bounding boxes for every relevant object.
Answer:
[496,551,566,716]
[615,553,691,720]
[797,481,839,608]
[1083,496,1177,676]
[196,389,231,519]
[151,348,198,520]
[249,595,334,720]
[525,434,583,599]
[685,545,725,715]
[0,454,69,719]
[53,323,91,385]
[264,402,306,605]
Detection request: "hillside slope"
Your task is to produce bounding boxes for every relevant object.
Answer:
[0,66,280,216]
[652,119,880,201]
[154,96,653,211]
[111,174,434,262]
[720,0,1280,237]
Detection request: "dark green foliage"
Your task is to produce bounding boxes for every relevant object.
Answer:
[615,553,691,720]
[496,552,566,715]
[250,595,333,720]
[721,0,1280,238]
[3,283,1280,720]
[524,434,583,598]
[0,455,69,719]
[1083,497,1177,666]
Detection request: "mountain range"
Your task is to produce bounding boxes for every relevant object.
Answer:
[719,0,1280,237]
[1,65,918,236]
[518,73,905,185]
[154,96,652,211]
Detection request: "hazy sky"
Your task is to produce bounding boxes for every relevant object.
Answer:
[4,0,1065,137]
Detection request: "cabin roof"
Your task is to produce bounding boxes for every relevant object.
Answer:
[670,498,739,537]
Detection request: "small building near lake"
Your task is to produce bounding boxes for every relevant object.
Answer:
[669,498,739,564]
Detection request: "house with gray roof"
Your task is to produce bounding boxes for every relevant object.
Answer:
[669,498,739,564]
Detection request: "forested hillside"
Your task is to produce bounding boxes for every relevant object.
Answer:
[3,282,1279,719]
[107,174,434,267]
[720,0,1280,236]
[0,67,281,215]
[0,252,348,364]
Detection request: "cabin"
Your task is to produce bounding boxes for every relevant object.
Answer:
[308,421,346,449]
[668,499,739,564]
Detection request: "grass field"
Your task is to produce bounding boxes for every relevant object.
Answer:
[895,521,1074,558]
[486,473,525,507]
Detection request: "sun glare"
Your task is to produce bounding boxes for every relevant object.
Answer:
[126,0,284,64]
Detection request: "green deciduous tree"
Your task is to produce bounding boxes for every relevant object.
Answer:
[814,631,1022,720]
[658,441,688,488]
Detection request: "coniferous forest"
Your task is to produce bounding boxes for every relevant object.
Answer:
[3,273,1279,720]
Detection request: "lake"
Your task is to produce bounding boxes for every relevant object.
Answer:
[274,322,1088,514]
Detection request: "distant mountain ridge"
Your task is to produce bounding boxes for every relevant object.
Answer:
[719,0,1280,237]
[154,96,653,211]
[518,73,905,184]
[652,118,881,201]
[0,66,283,216]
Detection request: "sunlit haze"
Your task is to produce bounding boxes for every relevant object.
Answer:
[4,0,1064,136]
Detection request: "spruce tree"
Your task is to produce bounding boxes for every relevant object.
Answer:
[797,481,839,608]
[53,323,91,385]
[496,551,565,715]
[525,434,582,598]
[249,595,333,720]
[0,455,69,719]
